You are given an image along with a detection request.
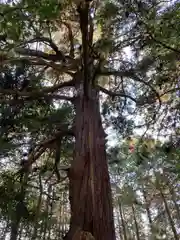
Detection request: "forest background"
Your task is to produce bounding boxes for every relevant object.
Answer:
[0,0,180,239]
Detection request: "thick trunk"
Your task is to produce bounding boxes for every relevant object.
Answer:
[65,90,115,240]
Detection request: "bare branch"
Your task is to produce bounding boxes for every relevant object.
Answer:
[45,94,75,102]
[0,79,75,99]
[39,79,76,93]
[99,68,142,82]
[98,85,136,103]
[22,36,61,54]
[99,69,162,122]
[27,183,59,199]
[3,57,78,75]
[163,88,180,95]
[37,130,74,149]
[99,69,161,101]
[15,48,66,62]
[17,129,74,174]
[61,22,75,58]
[0,94,74,104]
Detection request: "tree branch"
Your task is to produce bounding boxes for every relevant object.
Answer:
[141,20,180,54]
[99,69,161,102]
[45,94,75,102]
[37,129,74,149]
[145,28,180,54]
[160,87,180,96]
[98,85,136,102]
[15,48,66,62]
[3,57,78,75]
[99,69,162,121]
[61,22,75,58]
[21,36,61,55]
[27,183,59,200]
[151,35,180,54]
[99,68,141,82]
[17,129,74,174]
[0,95,74,104]
[0,79,75,99]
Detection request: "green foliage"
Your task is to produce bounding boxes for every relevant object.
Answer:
[0,0,180,239]
[97,1,120,23]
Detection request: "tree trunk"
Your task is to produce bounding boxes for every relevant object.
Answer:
[48,189,55,239]
[166,180,180,221]
[65,90,115,240]
[10,173,28,240]
[142,187,154,235]
[32,174,43,240]
[118,199,127,240]
[169,186,180,221]
[10,210,21,240]
[132,204,140,240]
[42,185,51,240]
[2,219,9,240]
[18,223,23,240]
[158,184,179,240]
[117,207,123,240]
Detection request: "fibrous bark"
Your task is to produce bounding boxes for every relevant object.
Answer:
[65,87,115,240]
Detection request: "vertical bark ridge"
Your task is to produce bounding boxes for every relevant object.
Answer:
[66,90,115,240]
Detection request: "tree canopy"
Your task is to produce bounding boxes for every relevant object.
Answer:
[0,0,180,239]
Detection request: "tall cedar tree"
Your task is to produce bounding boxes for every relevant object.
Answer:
[0,0,179,239]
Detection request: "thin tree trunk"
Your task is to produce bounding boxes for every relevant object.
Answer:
[62,192,66,237]
[166,180,180,221]
[18,223,23,240]
[42,185,51,240]
[118,199,127,240]
[132,204,140,240]
[2,219,9,240]
[169,187,180,221]
[58,194,63,239]
[159,186,179,240]
[48,189,55,239]
[10,214,21,240]
[64,191,70,234]
[142,187,154,235]
[10,173,28,240]
[65,91,115,240]
[162,171,180,221]
[32,174,43,240]
[116,208,123,240]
